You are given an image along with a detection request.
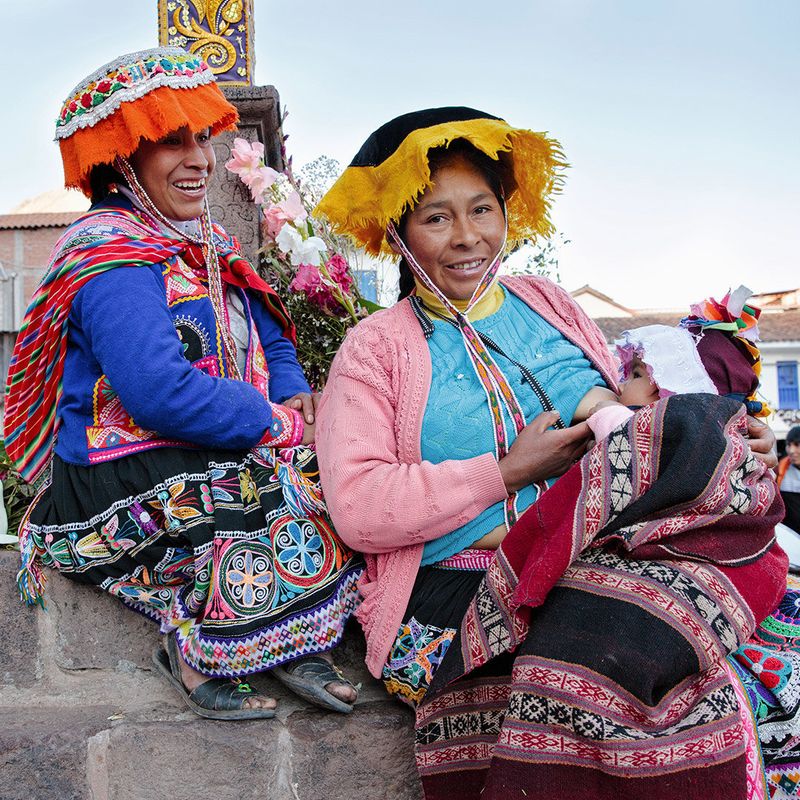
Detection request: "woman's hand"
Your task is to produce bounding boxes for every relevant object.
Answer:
[498,411,593,494]
[285,393,320,446]
[285,392,320,424]
[747,415,778,469]
[300,421,316,446]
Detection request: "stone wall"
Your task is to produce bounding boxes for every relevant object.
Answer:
[207,85,284,270]
[0,549,420,800]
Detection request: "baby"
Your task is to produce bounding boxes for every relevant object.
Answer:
[573,286,767,440]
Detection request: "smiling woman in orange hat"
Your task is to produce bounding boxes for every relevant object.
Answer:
[5,47,362,720]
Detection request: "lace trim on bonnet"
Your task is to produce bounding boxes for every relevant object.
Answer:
[615,324,718,398]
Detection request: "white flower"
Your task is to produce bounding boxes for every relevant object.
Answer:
[276,223,301,253]
[292,236,327,267]
[275,223,327,267]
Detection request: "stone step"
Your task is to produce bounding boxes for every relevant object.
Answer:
[0,550,420,800]
[0,703,420,800]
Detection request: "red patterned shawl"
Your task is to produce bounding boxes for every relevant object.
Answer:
[4,203,294,484]
[418,393,786,800]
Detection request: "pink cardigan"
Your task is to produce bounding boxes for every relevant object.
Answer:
[316,276,619,677]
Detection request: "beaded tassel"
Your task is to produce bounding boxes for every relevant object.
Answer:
[16,483,49,607]
[274,451,326,518]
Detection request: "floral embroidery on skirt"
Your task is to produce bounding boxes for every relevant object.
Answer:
[20,446,363,677]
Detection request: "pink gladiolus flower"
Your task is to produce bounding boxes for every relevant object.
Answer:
[325,254,353,294]
[290,263,322,294]
[225,138,279,202]
[290,263,340,314]
[246,165,281,204]
[281,190,307,223]
[226,137,264,176]
[262,190,308,239]
[262,205,286,240]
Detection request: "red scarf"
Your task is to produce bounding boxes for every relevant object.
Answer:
[4,203,294,483]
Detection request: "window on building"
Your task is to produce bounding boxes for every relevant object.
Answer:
[778,361,799,410]
[1,266,24,401]
[0,265,23,332]
[353,269,377,302]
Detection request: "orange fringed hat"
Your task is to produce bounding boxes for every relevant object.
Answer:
[55,47,239,196]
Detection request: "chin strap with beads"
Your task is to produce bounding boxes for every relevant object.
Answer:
[115,156,241,380]
[387,221,546,528]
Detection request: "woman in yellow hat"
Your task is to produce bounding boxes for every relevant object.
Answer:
[315,107,784,797]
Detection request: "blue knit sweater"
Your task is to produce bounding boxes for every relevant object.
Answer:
[54,209,309,466]
[420,289,605,564]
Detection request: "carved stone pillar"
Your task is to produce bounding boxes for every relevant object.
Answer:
[158,1,276,266]
[159,0,255,86]
[207,86,283,267]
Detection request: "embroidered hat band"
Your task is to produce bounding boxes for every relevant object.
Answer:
[56,47,238,196]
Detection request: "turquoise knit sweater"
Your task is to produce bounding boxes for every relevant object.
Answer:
[420,288,605,565]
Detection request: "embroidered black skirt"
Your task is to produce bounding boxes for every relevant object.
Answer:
[381,551,495,706]
[20,446,363,677]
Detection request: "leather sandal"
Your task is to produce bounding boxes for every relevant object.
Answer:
[152,635,275,721]
[272,655,357,714]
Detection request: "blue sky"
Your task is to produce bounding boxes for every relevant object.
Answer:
[2,1,798,308]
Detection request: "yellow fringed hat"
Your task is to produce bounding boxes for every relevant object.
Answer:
[315,107,567,256]
[55,47,239,197]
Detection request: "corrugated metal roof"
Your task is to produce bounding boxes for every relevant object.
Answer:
[0,212,80,230]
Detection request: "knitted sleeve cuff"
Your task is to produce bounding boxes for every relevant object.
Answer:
[257,405,305,448]
[460,452,509,509]
[587,405,634,442]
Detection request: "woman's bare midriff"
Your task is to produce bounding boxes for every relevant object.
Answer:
[469,523,507,550]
